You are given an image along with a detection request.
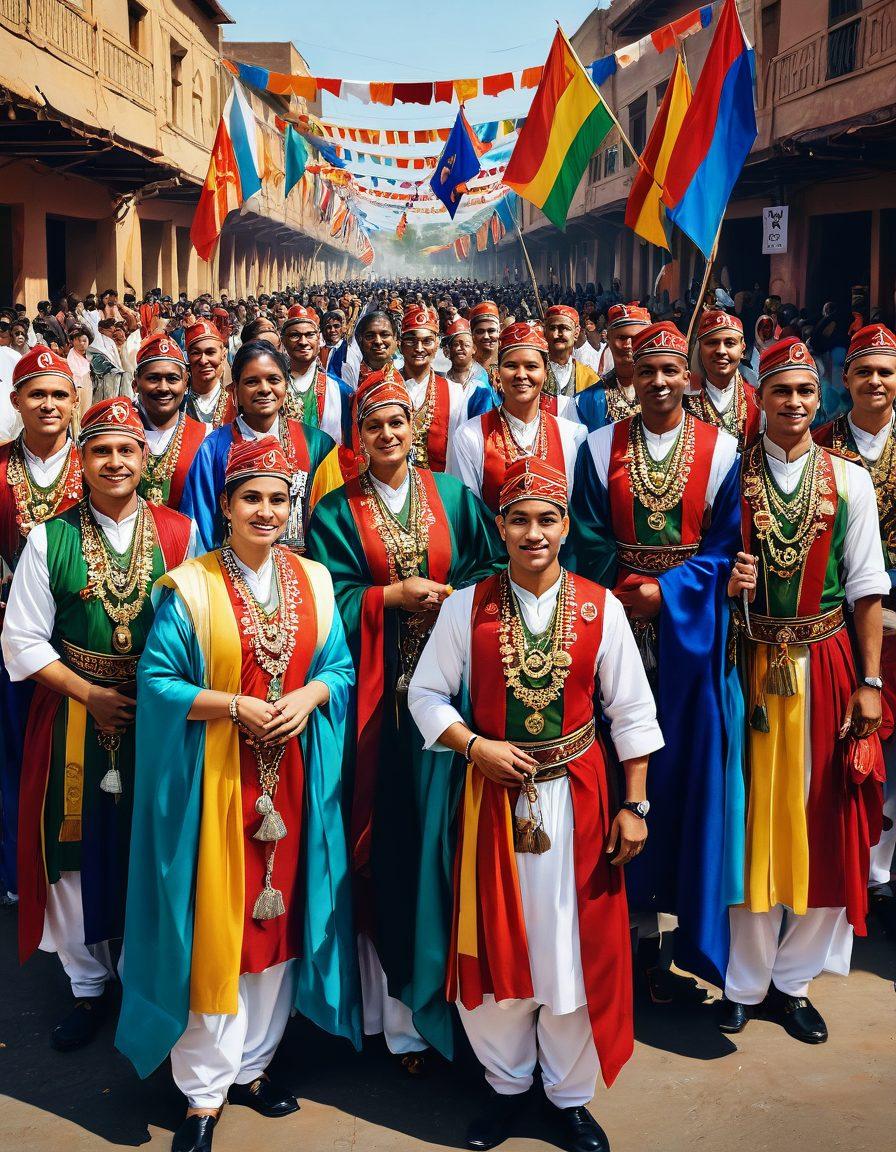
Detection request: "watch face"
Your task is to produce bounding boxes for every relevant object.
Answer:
[638,800,650,816]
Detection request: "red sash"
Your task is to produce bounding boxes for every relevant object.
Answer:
[147,502,194,568]
[168,417,207,511]
[480,408,567,514]
[420,373,451,472]
[0,443,83,571]
[346,469,453,875]
[448,574,633,1087]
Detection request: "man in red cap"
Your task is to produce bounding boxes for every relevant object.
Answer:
[685,310,761,450]
[408,457,662,1152]
[576,303,649,432]
[281,305,352,445]
[442,316,496,420]
[814,322,896,937]
[1,397,197,1053]
[724,338,887,1043]
[543,305,599,404]
[132,334,207,512]
[468,301,501,389]
[572,321,743,1001]
[399,306,466,472]
[0,347,84,903]
[185,320,235,428]
[450,323,585,514]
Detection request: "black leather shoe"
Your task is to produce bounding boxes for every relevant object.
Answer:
[763,986,828,1043]
[50,995,106,1051]
[227,1074,299,1117]
[718,997,751,1033]
[550,1105,610,1152]
[466,1089,526,1150]
[171,1113,217,1152]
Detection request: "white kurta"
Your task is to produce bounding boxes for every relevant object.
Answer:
[404,371,468,448]
[289,362,344,444]
[189,380,225,425]
[448,408,586,504]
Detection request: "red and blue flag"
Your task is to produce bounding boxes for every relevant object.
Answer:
[661,0,757,258]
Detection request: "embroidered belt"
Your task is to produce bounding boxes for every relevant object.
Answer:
[512,719,596,777]
[616,542,700,574]
[734,605,845,646]
[60,640,139,685]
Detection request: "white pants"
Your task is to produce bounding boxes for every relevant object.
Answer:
[869,753,896,889]
[170,960,295,1109]
[39,871,115,998]
[458,997,599,1109]
[357,934,426,1055]
[725,905,848,1004]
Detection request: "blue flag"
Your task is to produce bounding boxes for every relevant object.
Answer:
[284,126,308,199]
[430,110,481,219]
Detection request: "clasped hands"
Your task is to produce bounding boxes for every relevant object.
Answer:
[235,685,322,745]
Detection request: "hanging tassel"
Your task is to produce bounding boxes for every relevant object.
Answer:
[59,815,81,843]
[252,884,286,920]
[99,768,123,794]
[253,793,287,842]
[513,817,552,854]
[765,642,798,697]
[633,621,657,673]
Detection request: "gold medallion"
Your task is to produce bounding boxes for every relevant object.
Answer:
[580,602,598,623]
[525,711,545,736]
[753,510,773,532]
[647,510,667,532]
[521,649,550,678]
[553,650,572,668]
[146,486,164,504]
[112,624,132,654]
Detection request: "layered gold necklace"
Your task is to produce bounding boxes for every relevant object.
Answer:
[498,406,547,462]
[625,412,695,532]
[79,498,156,654]
[833,416,896,558]
[141,415,186,504]
[605,383,639,423]
[7,437,82,538]
[359,465,432,582]
[687,373,746,439]
[410,371,437,467]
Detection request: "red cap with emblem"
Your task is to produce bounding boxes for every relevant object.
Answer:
[468,300,500,328]
[607,302,650,330]
[544,304,580,325]
[632,322,689,361]
[185,319,224,348]
[136,332,187,369]
[283,305,320,330]
[355,366,412,424]
[498,457,568,514]
[442,317,472,345]
[401,305,439,337]
[498,321,549,361]
[224,435,291,487]
[696,310,744,340]
[758,338,819,385]
[78,398,146,446]
[845,323,896,367]
[12,344,74,390]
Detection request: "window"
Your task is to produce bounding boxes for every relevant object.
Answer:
[588,154,602,184]
[192,70,204,139]
[827,0,861,79]
[604,145,618,178]
[627,94,648,163]
[829,0,860,21]
[655,79,669,106]
[127,2,146,54]
[170,40,187,127]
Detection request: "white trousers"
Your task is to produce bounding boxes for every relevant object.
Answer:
[869,754,896,889]
[458,997,599,1109]
[357,934,426,1055]
[725,905,847,1004]
[170,960,295,1110]
[39,871,115,998]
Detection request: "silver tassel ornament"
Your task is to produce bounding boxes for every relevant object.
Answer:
[99,769,123,795]
[252,883,286,921]
[253,793,287,842]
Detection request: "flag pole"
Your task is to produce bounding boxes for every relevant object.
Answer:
[685,219,724,350]
[516,223,545,321]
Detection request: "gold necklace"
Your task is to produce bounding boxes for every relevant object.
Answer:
[410,371,437,468]
[141,415,186,504]
[605,383,639,422]
[626,413,695,532]
[687,373,746,440]
[7,437,81,538]
[498,570,576,735]
[79,499,156,654]
[498,406,547,462]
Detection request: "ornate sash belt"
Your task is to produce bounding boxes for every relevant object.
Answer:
[511,718,596,778]
[734,605,844,646]
[616,542,700,574]
[60,640,139,685]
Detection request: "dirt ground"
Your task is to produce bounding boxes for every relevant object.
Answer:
[0,904,893,1152]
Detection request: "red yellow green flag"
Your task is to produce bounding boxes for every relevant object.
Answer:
[624,56,692,251]
[505,28,614,230]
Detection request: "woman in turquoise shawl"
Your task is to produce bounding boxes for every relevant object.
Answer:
[117,435,360,1152]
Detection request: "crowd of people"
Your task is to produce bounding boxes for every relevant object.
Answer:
[0,273,893,1152]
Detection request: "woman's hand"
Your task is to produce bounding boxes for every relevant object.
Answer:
[606,810,648,866]
[470,738,539,787]
[728,551,758,601]
[398,577,451,613]
[235,695,276,738]
[262,683,328,745]
[86,685,135,734]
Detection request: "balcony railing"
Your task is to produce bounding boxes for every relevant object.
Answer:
[102,30,154,108]
[29,0,94,73]
[770,0,896,105]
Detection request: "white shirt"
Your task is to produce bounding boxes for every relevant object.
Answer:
[289,362,344,445]
[1,502,200,682]
[369,470,410,515]
[0,347,23,442]
[549,359,574,395]
[762,435,889,605]
[848,413,894,464]
[21,440,71,487]
[704,379,735,414]
[143,419,178,456]
[404,371,468,444]
[191,381,223,421]
[574,340,603,374]
[231,550,277,612]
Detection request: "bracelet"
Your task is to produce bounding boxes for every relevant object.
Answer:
[229,694,241,724]
[464,734,478,762]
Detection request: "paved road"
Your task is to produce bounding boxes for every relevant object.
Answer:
[0,904,893,1152]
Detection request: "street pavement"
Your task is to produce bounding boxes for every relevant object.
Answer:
[0,904,893,1152]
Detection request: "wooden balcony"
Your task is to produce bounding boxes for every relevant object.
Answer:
[101,29,154,109]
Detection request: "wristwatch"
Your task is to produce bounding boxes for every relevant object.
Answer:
[620,800,650,819]
[863,676,884,691]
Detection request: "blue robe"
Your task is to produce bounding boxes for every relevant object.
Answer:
[575,385,610,433]
[569,445,745,987]
[116,586,361,1078]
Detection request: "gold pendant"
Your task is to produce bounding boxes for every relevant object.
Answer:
[525,711,545,736]
[146,486,163,504]
[649,471,665,487]
[521,649,550,678]
[32,502,49,520]
[111,624,132,654]
[753,510,773,532]
[553,650,572,668]
[647,510,667,532]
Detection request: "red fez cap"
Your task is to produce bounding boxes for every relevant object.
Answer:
[283,305,320,330]
[224,435,291,488]
[607,303,650,330]
[696,310,744,340]
[78,398,146,446]
[137,332,187,369]
[498,321,549,361]
[845,323,896,367]
[468,301,500,328]
[632,322,689,361]
[185,320,223,348]
[401,305,439,337]
[355,366,412,424]
[498,458,568,514]
[443,317,472,345]
[12,344,74,390]
[758,338,819,385]
[544,304,580,326]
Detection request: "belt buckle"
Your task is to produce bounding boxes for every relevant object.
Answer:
[776,626,795,644]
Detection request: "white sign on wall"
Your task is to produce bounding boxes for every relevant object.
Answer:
[762,206,789,255]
